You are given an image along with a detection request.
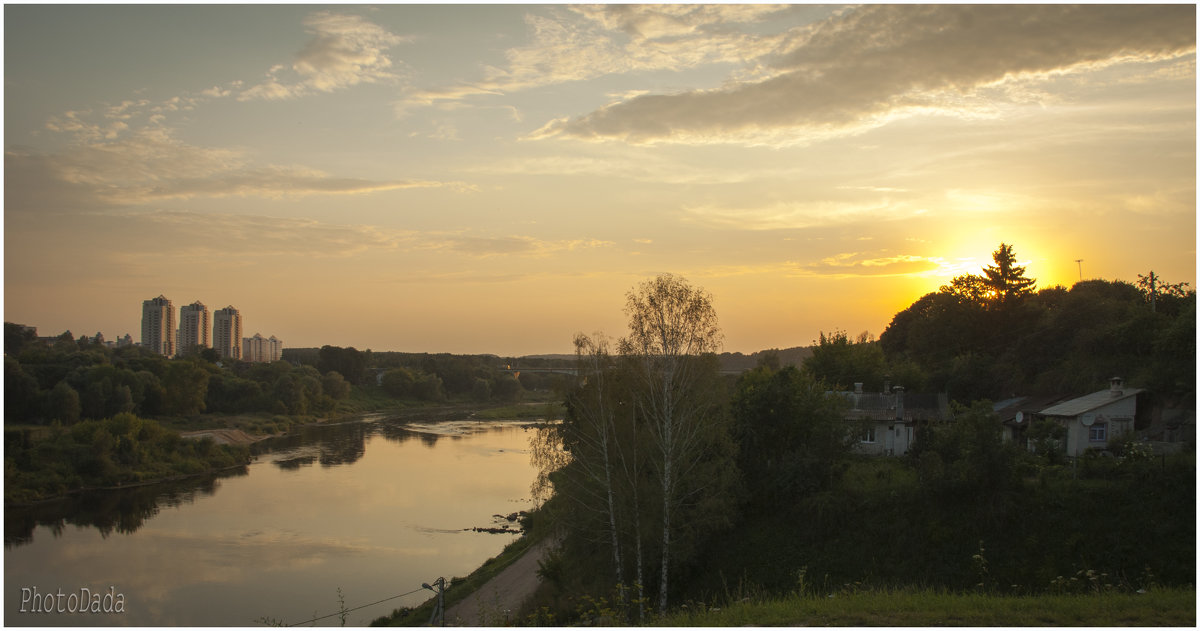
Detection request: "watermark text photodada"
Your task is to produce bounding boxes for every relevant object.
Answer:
[18,586,126,614]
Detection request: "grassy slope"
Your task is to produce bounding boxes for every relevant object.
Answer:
[660,588,1196,626]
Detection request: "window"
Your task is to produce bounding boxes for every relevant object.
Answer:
[1088,422,1107,442]
[861,426,876,443]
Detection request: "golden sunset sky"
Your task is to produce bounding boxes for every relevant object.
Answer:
[4,4,1196,356]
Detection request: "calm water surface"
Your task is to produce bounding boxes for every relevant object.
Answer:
[5,415,545,626]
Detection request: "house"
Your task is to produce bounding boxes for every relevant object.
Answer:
[839,383,951,456]
[993,394,1073,451]
[1038,377,1143,457]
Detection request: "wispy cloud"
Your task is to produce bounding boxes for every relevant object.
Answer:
[794,252,955,279]
[681,197,920,231]
[424,235,614,258]
[240,11,407,101]
[6,130,447,210]
[536,5,1195,145]
[395,5,794,114]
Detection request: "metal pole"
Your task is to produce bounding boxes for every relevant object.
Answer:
[422,578,446,627]
[437,578,445,627]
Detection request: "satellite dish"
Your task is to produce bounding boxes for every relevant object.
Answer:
[1081,414,1096,427]
[1015,411,1024,424]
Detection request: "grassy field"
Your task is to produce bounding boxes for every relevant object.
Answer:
[659,587,1196,627]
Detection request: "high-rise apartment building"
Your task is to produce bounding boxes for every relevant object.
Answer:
[243,333,283,363]
[141,295,176,356]
[213,306,243,360]
[178,301,210,354]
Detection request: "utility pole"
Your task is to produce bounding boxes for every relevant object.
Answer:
[422,577,446,626]
[1074,259,1084,282]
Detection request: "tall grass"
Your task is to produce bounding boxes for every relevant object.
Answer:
[659,587,1196,627]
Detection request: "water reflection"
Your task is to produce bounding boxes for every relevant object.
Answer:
[5,415,549,626]
[5,416,544,548]
[5,468,248,548]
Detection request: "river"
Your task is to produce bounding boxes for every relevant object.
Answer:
[4,414,547,626]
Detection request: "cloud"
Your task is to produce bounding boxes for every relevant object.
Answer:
[122,210,412,258]
[794,252,948,279]
[682,197,920,231]
[6,130,447,210]
[426,235,614,258]
[538,5,1195,145]
[240,11,407,101]
[395,5,793,113]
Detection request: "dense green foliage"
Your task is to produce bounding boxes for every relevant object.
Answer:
[5,414,250,504]
[288,346,548,404]
[732,365,854,506]
[877,249,1194,403]
[529,259,1194,625]
[3,332,354,425]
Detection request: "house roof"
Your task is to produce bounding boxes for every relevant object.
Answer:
[993,394,1073,424]
[1039,387,1144,417]
[838,392,948,422]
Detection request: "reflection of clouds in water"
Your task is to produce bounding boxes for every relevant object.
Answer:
[7,415,539,625]
[41,526,442,616]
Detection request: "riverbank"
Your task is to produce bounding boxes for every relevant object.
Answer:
[4,415,251,505]
[7,396,562,506]
[163,392,564,442]
[370,532,552,627]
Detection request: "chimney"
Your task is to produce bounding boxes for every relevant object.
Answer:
[883,378,891,394]
[893,385,905,421]
[1110,377,1124,397]
[854,382,863,395]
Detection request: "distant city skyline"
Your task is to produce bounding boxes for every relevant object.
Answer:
[4,5,1195,356]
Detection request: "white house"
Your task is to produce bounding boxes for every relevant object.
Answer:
[1038,377,1142,457]
[840,383,950,456]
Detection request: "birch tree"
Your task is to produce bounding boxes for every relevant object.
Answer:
[620,273,728,615]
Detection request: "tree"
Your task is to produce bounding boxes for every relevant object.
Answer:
[322,371,352,400]
[318,346,367,385]
[161,361,209,416]
[982,242,1036,307]
[47,381,81,424]
[619,273,735,614]
[802,330,888,392]
[561,332,636,616]
[732,365,853,508]
[4,322,38,357]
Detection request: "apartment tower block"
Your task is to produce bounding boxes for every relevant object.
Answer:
[178,301,210,354]
[213,306,243,360]
[141,295,176,357]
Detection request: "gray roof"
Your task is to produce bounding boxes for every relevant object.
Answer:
[1040,388,1143,417]
[994,394,1073,424]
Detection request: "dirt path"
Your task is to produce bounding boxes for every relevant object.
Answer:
[444,538,555,626]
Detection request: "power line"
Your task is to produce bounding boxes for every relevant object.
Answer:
[285,586,428,627]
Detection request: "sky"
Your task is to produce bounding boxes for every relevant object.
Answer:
[3,4,1196,356]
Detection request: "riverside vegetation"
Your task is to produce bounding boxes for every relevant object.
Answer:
[4,329,569,504]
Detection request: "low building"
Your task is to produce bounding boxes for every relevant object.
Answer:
[1038,378,1143,457]
[839,383,951,456]
[993,394,1073,451]
[242,333,283,363]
